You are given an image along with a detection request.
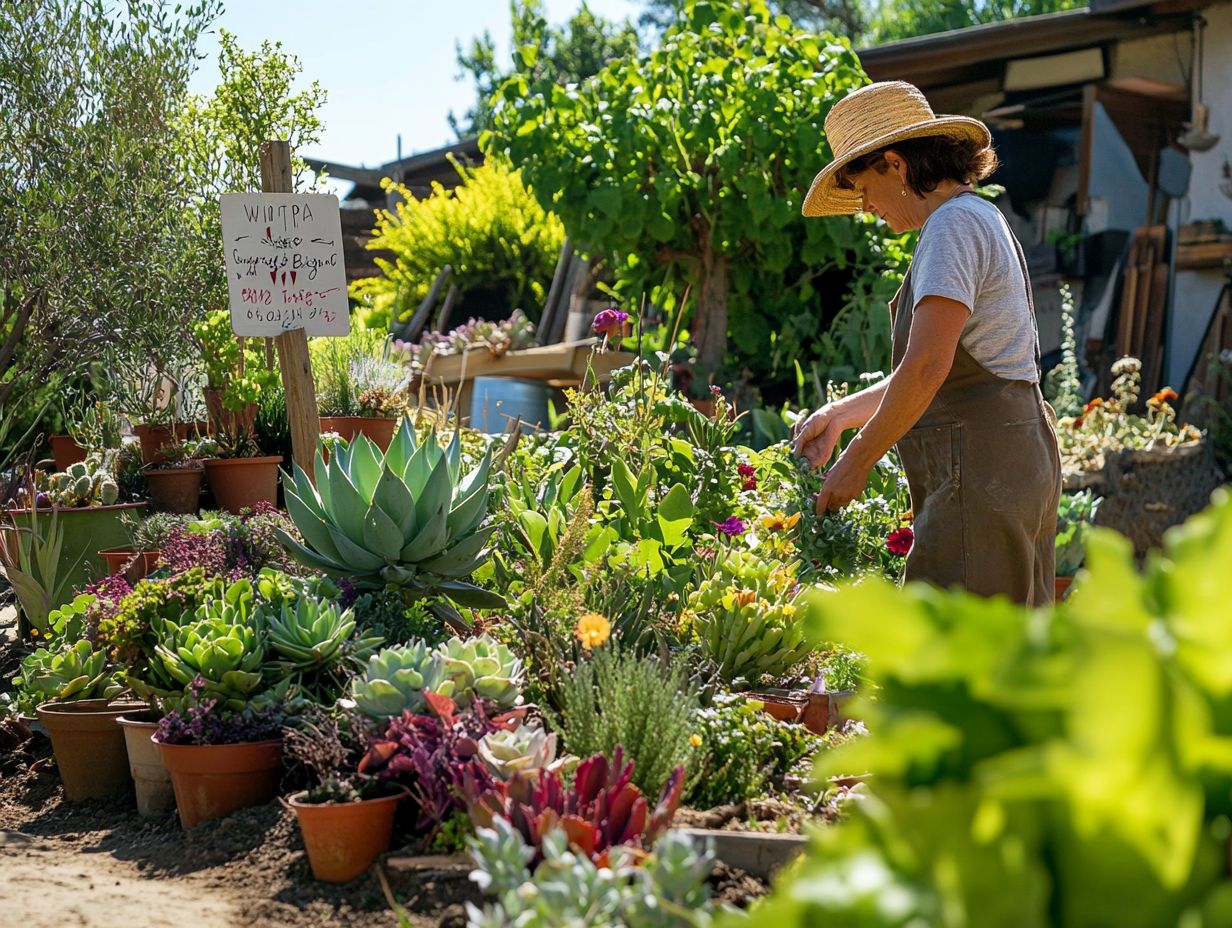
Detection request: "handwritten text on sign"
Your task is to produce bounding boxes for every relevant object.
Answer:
[220,193,351,337]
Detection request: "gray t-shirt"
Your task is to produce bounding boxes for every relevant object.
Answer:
[909,195,1040,383]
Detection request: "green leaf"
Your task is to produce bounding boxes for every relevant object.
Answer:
[655,483,694,548]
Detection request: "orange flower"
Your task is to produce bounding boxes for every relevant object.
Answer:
[1149,387,1178,406]
[733,589,757,608]
[689,734,702,748]
[1082,398,1104,414]
[575,612,611,650]
[758,512,802,533]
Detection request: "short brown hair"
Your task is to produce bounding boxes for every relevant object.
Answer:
[835,135,998,196]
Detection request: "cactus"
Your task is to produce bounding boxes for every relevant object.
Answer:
[28,454,123,508]
[276,420,503,611]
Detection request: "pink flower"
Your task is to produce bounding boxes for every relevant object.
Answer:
[711,517,747,537]
[592,308,631,339]
[742,477,758,491]
[886,527,914,557]
[737,464,755,478]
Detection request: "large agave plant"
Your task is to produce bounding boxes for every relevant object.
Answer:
[277,421,504,614]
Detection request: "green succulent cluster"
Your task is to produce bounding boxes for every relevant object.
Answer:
[277,420,503,614]
[467,820,715,928]
[267,596,379,673]
[146,579,266,709]
[3,640,122,717]
[686,549,813,686]
[36,458,119,507]
[350,634,524,719]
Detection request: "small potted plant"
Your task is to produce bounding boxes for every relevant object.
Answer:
[153,681,286,830]
[141,438,207,514]
[193,309,279,436]
[1055,490,1100,599]
[316,334,409,451]
[283,707,408,883]
[50,396,124,470]
[200,428,282,515]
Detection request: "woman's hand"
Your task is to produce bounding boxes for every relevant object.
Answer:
[815,447,873,515]
[791,404,844,471]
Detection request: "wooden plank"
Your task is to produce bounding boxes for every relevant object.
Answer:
[259,140,319,476]
[536,239,574,345]
[395,265,450,343]
[1176,242,1232,270]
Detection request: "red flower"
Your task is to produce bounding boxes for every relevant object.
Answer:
[886,527,914,557]
[742,477,757,491]
[737,464,755,478]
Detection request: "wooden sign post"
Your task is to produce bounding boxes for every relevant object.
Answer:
[258,141,318,474]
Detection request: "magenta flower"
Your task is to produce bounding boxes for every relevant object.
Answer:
[742,477,758,491]
[737,464,755,478]
[886,527,914,557]
[592,308,631,339]
[711,517,747,537]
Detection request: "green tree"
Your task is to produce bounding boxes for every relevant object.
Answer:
[488,0,901,377]
[0,0,218,416]
[865,0,1085,43]
[173,29,329,322]
[450,0,640,137]
[641,0,867,42]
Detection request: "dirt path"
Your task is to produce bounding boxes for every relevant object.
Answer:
[1,830,239,928]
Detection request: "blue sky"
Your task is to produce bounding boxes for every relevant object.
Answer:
[189,0,644,169]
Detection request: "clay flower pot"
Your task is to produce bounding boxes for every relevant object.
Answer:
[203,456,282,515]
[157,738,283,829]
[318,416,398,451]
[133,423,174,464]
[3,501,147,596]
[143,463,204,514]
[117,710,175,818]
[36,699,146,801]
[48,435,87,470]
[98,547,161,584]
[288,785,409,883]
[175,421,210,441]
[1055,575,1074,601]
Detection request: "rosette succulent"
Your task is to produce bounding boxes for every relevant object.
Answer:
[3,640,122,716]
[265,596,373,673]
[277,420,503,612]
[350,641,444,718]
[477,722,572,781]
[436,635,523,709]
[685,549,813,685]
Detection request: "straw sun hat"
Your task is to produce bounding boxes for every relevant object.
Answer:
[802,81,993,218]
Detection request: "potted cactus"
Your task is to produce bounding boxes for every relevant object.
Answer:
[276,420,504,626]
[3,453,146,602]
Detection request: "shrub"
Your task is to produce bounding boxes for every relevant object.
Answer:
[350,158,564,332]
[552,646,698,797]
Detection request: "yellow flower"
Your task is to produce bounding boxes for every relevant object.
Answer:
[575,612,611,650]
[689,734,702,748]
[759,512,802,533]
[781,604,796,619]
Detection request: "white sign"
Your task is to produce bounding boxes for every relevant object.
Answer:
[220,193,351,337]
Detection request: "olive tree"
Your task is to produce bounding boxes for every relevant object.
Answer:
[0,0,218,412]
[486,0,898,377]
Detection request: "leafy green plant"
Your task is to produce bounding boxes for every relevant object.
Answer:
[350,158,564,332]
[552,646,699,797]
[348,589,446,646]
[97,568,222,679]
[465,820,715,928]
[0,505,78,639]
[685,693,818,809]
[684,548,813,686]
[3,639,122,717]
[312,328,408,418]
[744,488,1232,928]
[191,310,280,414]
[488,0,897,383]
[277,420,502,617]
[1055,489,1101,578]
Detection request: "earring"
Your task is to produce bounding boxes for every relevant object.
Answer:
[900,187,908,198]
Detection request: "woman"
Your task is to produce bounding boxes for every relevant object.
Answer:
[791,81,1061,605]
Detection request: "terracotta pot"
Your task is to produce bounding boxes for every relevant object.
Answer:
[143,464,204,514]
[288,786,409,882]
[98,547,161,584]
[203,456,281,514]
[745,692,805,724]
[1055,575,1074,601]
[175,421,210,441]
[2,501,147,595]
[117,711,175,818]
[158,738,283,829]
[48,435,87,470]
[318,416,398,451]
[133,423,174,464]
[36,699,146,801]
[203,387,257,436]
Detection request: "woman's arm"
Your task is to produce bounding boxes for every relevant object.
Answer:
[814,296,969,512]
[791,379,889,470]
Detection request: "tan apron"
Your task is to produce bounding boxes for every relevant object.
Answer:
[890,193,1061,606]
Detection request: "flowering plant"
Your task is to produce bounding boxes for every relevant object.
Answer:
[396,310,537,373]
[152,678,285,745]
[592,307,631,344]
[1057,356,1202,473]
